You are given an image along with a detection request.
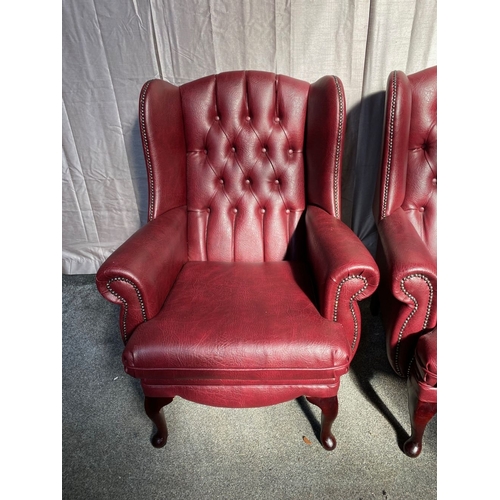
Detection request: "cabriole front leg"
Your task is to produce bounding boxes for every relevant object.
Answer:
[306,395,339,451]
[403,375,437,458]
[144,396,174,448]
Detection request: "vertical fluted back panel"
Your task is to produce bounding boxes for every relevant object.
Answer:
[180,71,310,262]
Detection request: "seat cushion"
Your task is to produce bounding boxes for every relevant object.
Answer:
[414,327,437,387]
[122,261,351,383]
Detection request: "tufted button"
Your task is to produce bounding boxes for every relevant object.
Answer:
[204,149,208,154]
[233,208,238,214]
[232,146,236,152]
[219,178,224,184]
[245,179,251,184]
[262,147,267,153]
[215,116,220,121]
[274,179,280,184]
[261,208,266,214]
[288,149,293,154]
[245,116,251,121]
[207,208,211,213]
[285,209,290,214]
[419,207,425,212]
[432,178,437,185]
[274,117,280,123]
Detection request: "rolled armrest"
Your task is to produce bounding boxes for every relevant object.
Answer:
[377,207,436,329]
[306,205,380,353]
[96,206,187,341]
[377,207,436,284]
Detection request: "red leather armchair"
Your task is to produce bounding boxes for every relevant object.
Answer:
[96,70,379,451]
[373,66,437,457]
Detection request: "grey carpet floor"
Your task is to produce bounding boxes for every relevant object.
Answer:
[62,274,437,500]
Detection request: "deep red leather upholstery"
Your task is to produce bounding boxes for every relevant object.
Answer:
[181,72,309,262]
[374,66,437,377]
[96,70,379,449]
[373,66,437,457]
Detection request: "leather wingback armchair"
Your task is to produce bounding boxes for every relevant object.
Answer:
[373,66,437,457]
[96,70,379,451]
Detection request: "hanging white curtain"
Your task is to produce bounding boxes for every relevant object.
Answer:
[62,0,437,274]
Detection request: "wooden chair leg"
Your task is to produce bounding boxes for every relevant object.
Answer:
[306,395,339,451]
[403,377,437,458]
[144,396,174,448]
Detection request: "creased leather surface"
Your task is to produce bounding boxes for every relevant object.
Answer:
[123,261,351,379]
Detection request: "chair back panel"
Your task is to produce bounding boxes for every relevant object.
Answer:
[402,67,437,260]
[180,71,310,262]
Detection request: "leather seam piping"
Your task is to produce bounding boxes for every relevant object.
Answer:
[333,275,369,351]
[106,277,147,343]
[382,71,397,220]
[128,365,350,373]
[395,273,434,376]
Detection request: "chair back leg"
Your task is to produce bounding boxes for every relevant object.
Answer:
[306,395,339,451]
[403,375,437,458]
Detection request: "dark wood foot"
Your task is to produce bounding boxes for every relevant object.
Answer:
[403,379,436,458]
[144,396,173,448]
[306,396,339,451]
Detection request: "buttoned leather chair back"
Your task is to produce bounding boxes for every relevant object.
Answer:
[376,67,437,259]
[143,71,345,262]
[182,73,307,262]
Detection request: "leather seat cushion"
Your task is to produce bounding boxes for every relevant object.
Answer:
[414,327,437,387]
[122,261,351,382]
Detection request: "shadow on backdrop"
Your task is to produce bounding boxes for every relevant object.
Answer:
[347,91,411,450]
[345,90,386,258]
[130,117,149,227]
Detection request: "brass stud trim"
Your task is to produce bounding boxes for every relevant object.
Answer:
[381,71,397,220]
[106,277,147,343]
[333,76,344,220]
[333,275,369,351]
[139,81,155,221]
[394,273,434,376]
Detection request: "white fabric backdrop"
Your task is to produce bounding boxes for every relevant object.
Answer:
[62,0,437,274]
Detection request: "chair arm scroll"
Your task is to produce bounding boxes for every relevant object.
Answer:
[377,208,437,330]
[96,206,187,342]
[306,206,380,353]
